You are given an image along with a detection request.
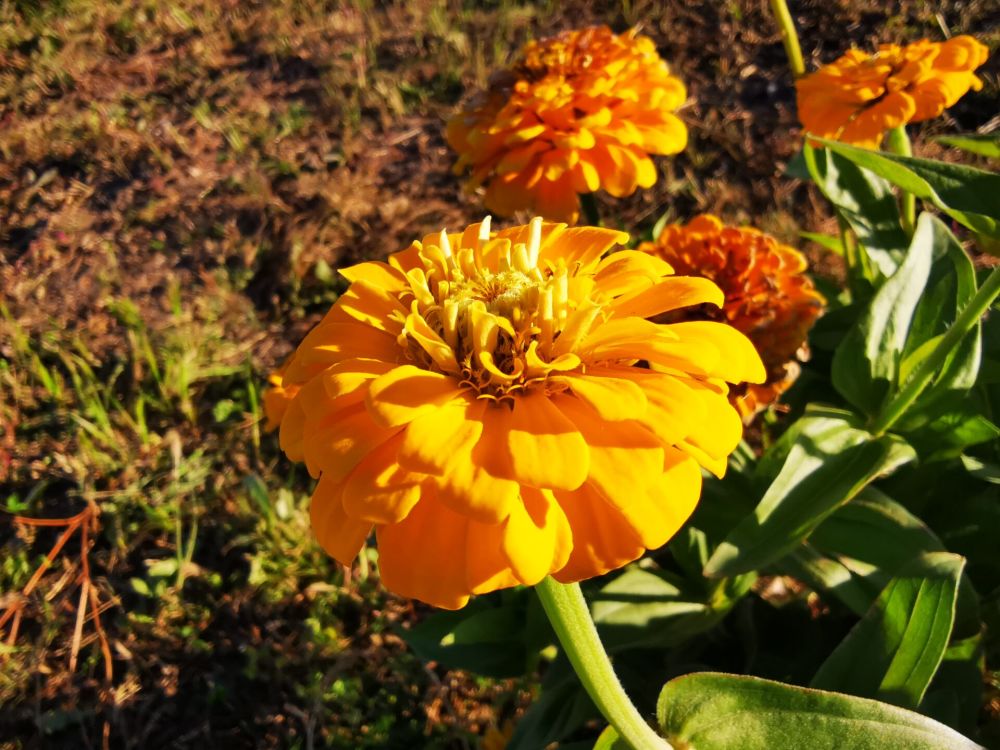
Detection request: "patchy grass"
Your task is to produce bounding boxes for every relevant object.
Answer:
[1,0,997,747]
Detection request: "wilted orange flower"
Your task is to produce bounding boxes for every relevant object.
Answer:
[447,26,687,223]
[639,215,824,420]
[796,36,989,148]
[270,217,764,609]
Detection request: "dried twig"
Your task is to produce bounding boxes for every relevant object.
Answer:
[1,502,113,684]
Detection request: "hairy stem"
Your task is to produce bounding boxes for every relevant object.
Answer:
[535,577,672,750]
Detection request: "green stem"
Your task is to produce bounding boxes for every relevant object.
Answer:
[871,266,1000,436]
[838,215,858,271]
[535,578,671,750]
[886,126,915,235]
[579,192,602,227]
[768,0,806,78]
[837,215,870,300]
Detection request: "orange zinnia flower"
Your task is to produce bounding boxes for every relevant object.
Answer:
[796,36,989,148]
[270,217,764,609]
[639,215,824,420]
[447,26,688,223]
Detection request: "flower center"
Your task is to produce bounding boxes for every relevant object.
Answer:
[452,270,539,318]
[397,218,585,400]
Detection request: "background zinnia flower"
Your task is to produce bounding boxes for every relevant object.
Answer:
[270,217,764,608]
[796,36,989,148]
[639,214,824,420]
[447,26,688,223]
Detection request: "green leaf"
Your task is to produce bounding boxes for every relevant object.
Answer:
[933,133,1000,159]
[810,489,947,574]
[212,398,237,423]
[961,454,1000,484]
[704,407,915,578]
[800,230,845,256]
[669,527,711,580]
[804,144,908,276]
[928,489,1000,594]
[785,148,811,180]
[921,634,985,736]
[815,138,1000,238]
[507,658,595,750]
[902,408,1000,459]
[832,213,936,416]
[781,544,885,616]
[811,552,964,710]
[805,489,980,637]
[590,567,754,652]
[146,558,179,578]
[656,672,984,750]
[650,209,673,242]
[593,726,628,750]
[242,474,275,526]
[402,590,549,678]
[895,217,980,427]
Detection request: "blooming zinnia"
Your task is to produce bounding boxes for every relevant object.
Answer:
[639,215,824,420]
[796,36,989,148]
[447,26,688,223]
[270,217,764,608]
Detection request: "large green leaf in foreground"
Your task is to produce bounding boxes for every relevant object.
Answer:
[657,673,984,750]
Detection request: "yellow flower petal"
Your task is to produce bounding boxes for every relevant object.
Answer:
[310,474,373,564]
[501,487,572,585]
[341,433,423,524]
[551,482,645,581]
[433,403,520,524]
[506,392,589,491]
[304,402,398,482]
[555,396,665,534]
[365,365,465,428]
[667,321,766,384]
[398,396,486,475]
[548,372,648,422]
[285,322,402,381]
[593,249,674,297]
[338,260,408,293]
[377,493,472,610]
[606,276,724,319]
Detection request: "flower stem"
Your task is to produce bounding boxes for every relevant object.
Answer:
[769,0,806,78]
[535,578,672,750]
[871,265,1000,436]
[838,215,863,297]
[579,192,602,227]
[886,126,916,234]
